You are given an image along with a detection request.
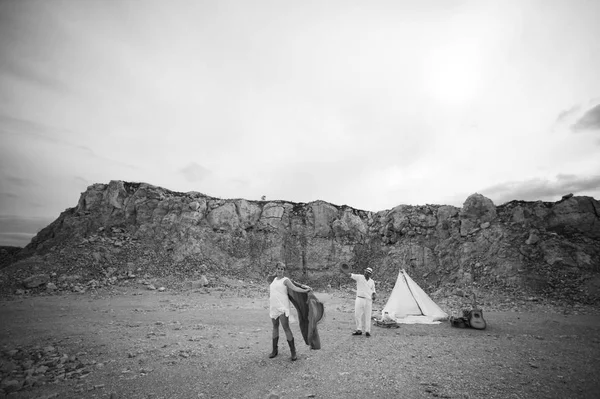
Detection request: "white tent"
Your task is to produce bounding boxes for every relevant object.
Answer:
[381,269,448,324]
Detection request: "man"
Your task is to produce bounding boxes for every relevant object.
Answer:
[347,267,376,337]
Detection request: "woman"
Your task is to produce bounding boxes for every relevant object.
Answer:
[268,261,312,361]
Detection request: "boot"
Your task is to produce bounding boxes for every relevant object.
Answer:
[288,339,297,361]
[268,337,278,358]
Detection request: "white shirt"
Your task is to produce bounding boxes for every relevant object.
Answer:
[351,274,376,299]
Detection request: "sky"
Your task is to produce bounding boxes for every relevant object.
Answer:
[1,0,600,247]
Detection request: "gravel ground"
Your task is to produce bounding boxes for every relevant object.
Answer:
[1,285,600,399]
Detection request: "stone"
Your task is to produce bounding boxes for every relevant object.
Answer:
[235,199,262,229]
[525,231,540,245]
[22,274,50,288]
[0,361,17,373]
[547,196,600,239]
[259,203,286,229]
[309,201,339,237]
[0,380,21,393]
[207,202,240,231]
[36,365,49,374]
[459,193,496,237]
[190,276,209,289]
[58,275,82,283]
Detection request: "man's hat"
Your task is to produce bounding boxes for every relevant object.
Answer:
[365,267,373,274]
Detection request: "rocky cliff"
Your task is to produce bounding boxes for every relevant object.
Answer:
[5,180,600,303]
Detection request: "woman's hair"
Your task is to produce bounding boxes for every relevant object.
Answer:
[275,261,286,270]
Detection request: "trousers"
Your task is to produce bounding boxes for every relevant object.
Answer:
[354,296,372,333]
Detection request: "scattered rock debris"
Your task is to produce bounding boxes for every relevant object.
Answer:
[0,344,96,396]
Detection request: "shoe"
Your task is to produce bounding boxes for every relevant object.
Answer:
[365,332,371,337]
[352,330,362,336]
[268,337,278,358]
[287,339,297,361]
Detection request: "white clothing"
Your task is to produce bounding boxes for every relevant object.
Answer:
[269,277,291,319]
[355,297,373,333]
[351,274,376,332]
[350,274,376,298]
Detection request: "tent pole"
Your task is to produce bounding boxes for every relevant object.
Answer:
[402,270,424,315]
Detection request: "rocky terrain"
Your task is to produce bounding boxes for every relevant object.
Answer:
[1,180,599,307]
[1,181,600,398]
[1,283,599,399]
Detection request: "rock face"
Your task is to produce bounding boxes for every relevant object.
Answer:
[12,181,600,303]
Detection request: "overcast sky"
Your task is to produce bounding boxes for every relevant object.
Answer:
[1,0,600,247]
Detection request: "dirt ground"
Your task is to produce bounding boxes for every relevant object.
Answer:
[1,285,600,399]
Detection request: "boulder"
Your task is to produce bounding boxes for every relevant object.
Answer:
[547,196,600,239]
[309,201,338,237]
[22,274,50,288]
[207,202,240,231]
[460,193,496,236]
[189,275,209,289]
[259,203,286,229]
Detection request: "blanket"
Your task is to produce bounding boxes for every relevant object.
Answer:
[268,276,324,349]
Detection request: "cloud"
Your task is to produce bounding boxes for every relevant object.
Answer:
[180,162,212,183]
[5,177,34,187]
[73,176,89,185]
[572,104,600,132]
[480,174,600,205]
[0,114,66,145]
[0,114,138,170]
[0,232,35,247]
[0,55,71,94]
[0,0,73,95]
[0,190,45,211]
[556,104,581,123]
[0,192,18,199]
[0,215,53,247]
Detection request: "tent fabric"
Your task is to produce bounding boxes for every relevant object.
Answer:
[381,269,448,324]
[393,315,443,325]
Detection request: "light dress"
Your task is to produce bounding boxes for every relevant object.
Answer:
[269,277,291,319]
